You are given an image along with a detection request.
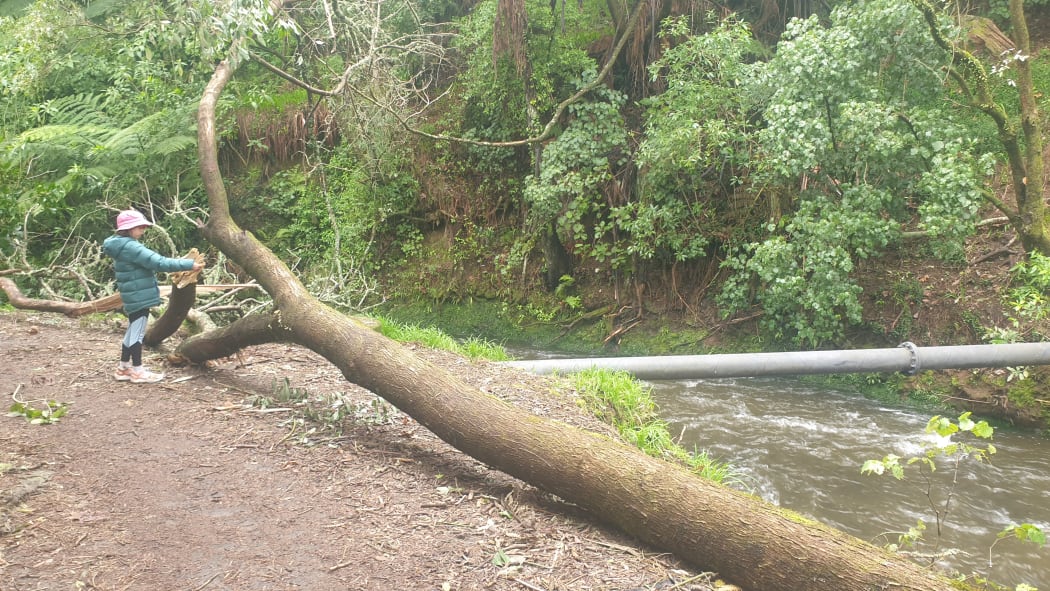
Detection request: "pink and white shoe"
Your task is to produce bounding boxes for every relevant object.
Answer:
[128,366,165,383]
[114,366,133,381]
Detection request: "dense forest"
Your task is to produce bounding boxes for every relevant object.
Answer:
[1,1,1049,359]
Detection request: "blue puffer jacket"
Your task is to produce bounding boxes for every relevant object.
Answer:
[102,235,195,315]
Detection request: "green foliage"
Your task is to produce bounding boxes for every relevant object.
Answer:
[450,0,603,211]
[861,411,997,555]
[861,411,995,488]
[242,132,420,306]
[1006,251,1050,323]
[5,94,198,198]
[718,0,994,346]
[996,522,1047,549]
[523,79,628,266]
[719,187,900,346]
[0,0,211,276]
[0,0,211,106]
[984,0,1050,25]
[453,0,605,141]
[571,368,736,483]
[861,412,1045,585]
[635,15,761,262]
[7,397,68,425]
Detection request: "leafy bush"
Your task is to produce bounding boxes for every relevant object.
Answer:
[523,79,628,266]
[718,0,994,346]
[634,15,762,263]
[1006,251,1050,326]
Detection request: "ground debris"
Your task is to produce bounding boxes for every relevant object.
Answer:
[0,310,722,591]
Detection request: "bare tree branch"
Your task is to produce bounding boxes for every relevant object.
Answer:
[253,0,647,148]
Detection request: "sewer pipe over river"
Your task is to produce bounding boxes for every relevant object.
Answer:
[501,342,1050,379]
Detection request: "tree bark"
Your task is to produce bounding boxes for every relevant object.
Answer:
[144,283,198,346]
[914,0,1050,255]
[178,29,973,591]
[0,278,123,317]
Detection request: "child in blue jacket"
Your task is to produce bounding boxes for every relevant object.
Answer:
[102,210,205,383]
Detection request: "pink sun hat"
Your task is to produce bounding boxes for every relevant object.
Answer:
[115,210,154,231]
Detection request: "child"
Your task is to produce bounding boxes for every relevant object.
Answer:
[102,209,205,383]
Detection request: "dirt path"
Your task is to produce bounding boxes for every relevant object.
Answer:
[0,311,722,591]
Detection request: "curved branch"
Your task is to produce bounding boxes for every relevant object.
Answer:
[174,310,295,362]
[144,283,198,346]
[252,0,648,148]
[0,277,123,317]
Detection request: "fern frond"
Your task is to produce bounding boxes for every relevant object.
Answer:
[38,93,112,127]
[101,109,171,155]
[16,124,114,147]
[150,135,197,156]
[103,109,197,158]
[56,165,121,187]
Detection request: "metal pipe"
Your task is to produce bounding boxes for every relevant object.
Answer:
[500,342,1050,380]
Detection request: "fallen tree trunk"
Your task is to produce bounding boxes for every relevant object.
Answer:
[0,277,248,346]
[180,304,961,591]
[0,278,250,319]
[0,277,123,317]
[180,27,972,591]
[143,283,198,346]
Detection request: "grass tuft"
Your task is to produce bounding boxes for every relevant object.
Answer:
[571,368,739,484]
[374,316,508,361]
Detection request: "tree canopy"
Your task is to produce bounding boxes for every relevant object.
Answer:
[1,0,1046,345]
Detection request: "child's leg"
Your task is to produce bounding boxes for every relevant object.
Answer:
[122,310,150,366]
[119,309,164,383]
[115,310,150,381]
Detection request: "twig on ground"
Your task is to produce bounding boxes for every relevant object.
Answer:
[191,572,222,591]
[667,573,714,590]
[591,539,641,556]
[513,578,549,591]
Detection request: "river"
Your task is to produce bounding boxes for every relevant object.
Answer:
[648,377,1050,589]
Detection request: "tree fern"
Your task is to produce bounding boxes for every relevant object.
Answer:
[34,93,111,127]
[1,91,199,241]
[4,93,197,181]
[151,135,197,156]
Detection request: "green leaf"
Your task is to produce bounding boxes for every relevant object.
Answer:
[972,421,994,439]
[926,415,958,437]
[999,523,1047,547]
[861,459,884,475]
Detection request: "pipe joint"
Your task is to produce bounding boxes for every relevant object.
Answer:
[898,341,920,375]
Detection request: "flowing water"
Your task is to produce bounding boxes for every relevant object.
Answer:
[648,378,1050,588]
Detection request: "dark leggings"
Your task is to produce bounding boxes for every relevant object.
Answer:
[120,309,150,366]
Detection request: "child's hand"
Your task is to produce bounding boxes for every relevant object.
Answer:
[192,261,205,272]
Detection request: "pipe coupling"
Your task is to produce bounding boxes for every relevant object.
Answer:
[898,341,920,375]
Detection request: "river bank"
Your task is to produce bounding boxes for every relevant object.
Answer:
[380,296,1050,434]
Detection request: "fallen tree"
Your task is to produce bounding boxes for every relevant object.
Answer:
[165,8,971,591]
[0,278,247,345]
[0,3,978,588]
